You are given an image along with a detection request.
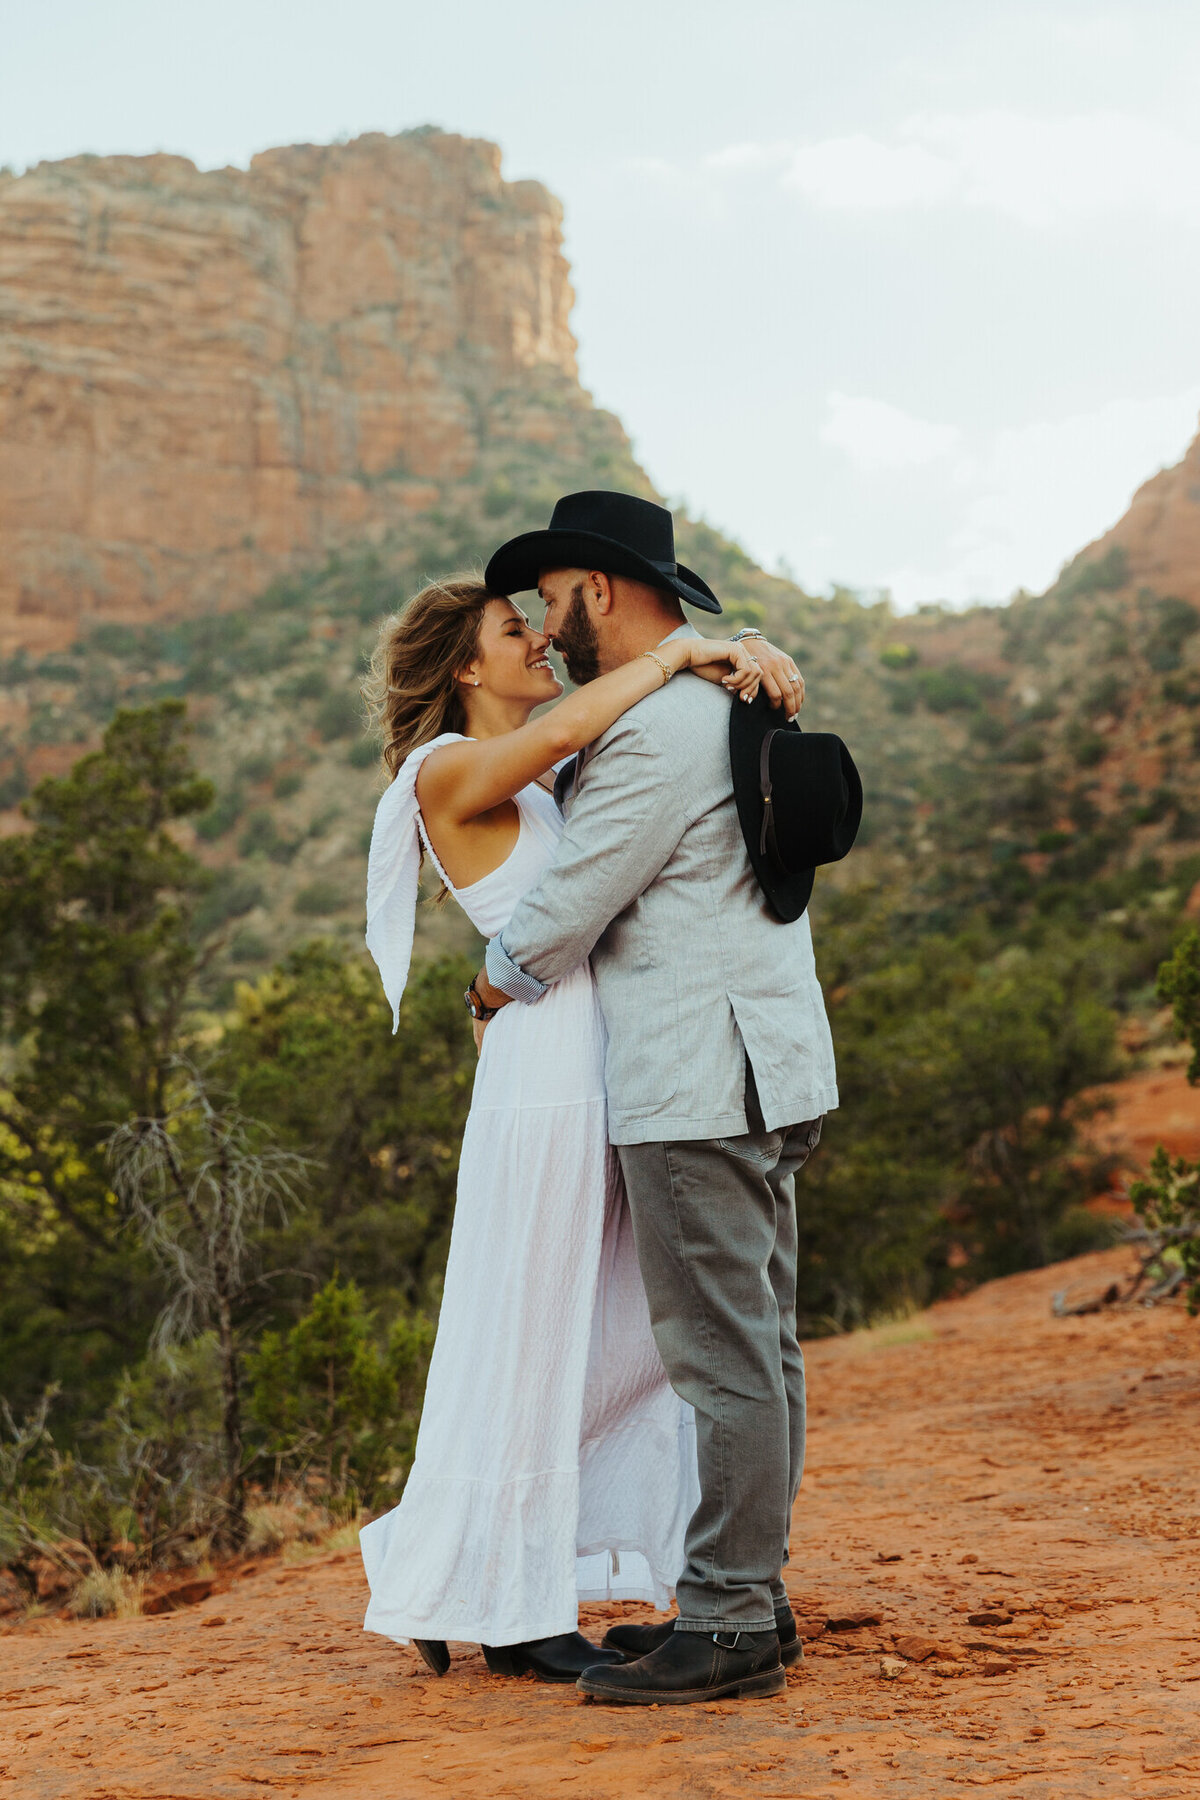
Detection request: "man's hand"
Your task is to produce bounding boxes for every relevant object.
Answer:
[472,1018,487,1056]
[748,638,805,717]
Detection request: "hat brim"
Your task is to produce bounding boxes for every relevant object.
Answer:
[485,528,722,614]
[729,694,817,924]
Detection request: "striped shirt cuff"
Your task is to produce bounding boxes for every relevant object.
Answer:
[485,933,548,1003]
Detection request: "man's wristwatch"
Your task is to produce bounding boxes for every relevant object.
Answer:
[464,978,500,1022]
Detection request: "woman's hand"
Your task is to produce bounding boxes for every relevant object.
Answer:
[746,637,805,717]
[684,638,761,701]
[684,635,805,716]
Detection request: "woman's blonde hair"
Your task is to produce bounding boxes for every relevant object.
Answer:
[362,576,499,779]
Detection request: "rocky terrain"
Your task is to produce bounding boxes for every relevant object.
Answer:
[3,1245,1198,1799]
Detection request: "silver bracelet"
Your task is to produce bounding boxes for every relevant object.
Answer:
[732,627,765,642]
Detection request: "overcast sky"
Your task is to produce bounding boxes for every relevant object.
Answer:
[5,1,1200,608]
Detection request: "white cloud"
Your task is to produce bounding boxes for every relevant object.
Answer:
[703,142,791,175]
[711,111,1200,228]
[785,134,957,210]
[820,392,961,472]
[915,110,1200,228]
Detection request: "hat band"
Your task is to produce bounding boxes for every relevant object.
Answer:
[759,730,781,863]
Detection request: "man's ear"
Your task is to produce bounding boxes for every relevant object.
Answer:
[589,571,614,616]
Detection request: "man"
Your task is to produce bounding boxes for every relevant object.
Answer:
[471,490,838,1706]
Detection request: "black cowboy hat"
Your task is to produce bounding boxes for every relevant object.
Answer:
[484,490,722,614]
[730,688,863,923]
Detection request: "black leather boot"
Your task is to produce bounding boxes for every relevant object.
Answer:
[481,1631,624,1683]
[413,1639,450,1676]
[578,1626,784,1705]
[603,1602,804,1667]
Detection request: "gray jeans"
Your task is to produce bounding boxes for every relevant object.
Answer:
[618,1066,822,1634]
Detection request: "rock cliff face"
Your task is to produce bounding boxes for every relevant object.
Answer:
[1070,416,1200,606]
[0,130,606,654]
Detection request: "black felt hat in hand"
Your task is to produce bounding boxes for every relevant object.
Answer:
[730,689,863,923]
[484,490,722,614]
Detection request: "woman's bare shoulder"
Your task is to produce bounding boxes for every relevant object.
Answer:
[414,739,474,806]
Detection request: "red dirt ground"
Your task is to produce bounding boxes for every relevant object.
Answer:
[1088,1063,1200,1184]
[3,1246,1198,1800]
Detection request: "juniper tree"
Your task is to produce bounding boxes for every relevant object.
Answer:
[0,703,213,1419]
[107,1073,309,1546]
[1158,926,1200,1085]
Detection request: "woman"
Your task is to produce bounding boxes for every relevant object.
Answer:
[357,576,798,1682]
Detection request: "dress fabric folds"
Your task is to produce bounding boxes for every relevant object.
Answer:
[360,751,697,1647]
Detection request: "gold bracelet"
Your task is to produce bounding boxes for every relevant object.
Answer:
[640,650,673,687]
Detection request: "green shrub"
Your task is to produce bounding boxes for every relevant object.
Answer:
[1140,594,1199,674]
[34,657,82,683]
[1084,672,1129,717]
[1162,672,1200,708]
[1058,545,1129,599]
[913,664,1002,714]
[1158,926,1200,1083]
[282,667,329,702]
[293,880,343,916]
[1003,733,1045,765]
[1065,722,1107,768]
[879,642,918,670]
[347,736,378,768]
[0,759,29,807]
[236,753,276,783]
[238,808,282,858]
[1129,1148,1200,1314]
[229,927,270,964]
[192,872,265,937]
[1132,788,1176,826]
[315,690,361,742]
[273,769,304,798]
[195,786,245,841]
[247,1278,433,1508]
[97,1337,228,1552]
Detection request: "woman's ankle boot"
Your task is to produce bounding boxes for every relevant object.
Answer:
[413,1639,450,1676]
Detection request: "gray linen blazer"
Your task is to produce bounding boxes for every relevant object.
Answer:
[486,629,839,1146]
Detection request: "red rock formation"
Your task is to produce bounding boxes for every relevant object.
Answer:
[1071,415,1200,604]
[0,130,593,654]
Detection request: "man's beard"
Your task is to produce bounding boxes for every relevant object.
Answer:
[553,581,601,685]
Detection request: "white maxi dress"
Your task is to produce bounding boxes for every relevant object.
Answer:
[360,736,698,1647]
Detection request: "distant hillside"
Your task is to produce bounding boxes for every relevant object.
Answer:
[0,498,935,992]
[0,130,1198,986]
[877,437,1200,929]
